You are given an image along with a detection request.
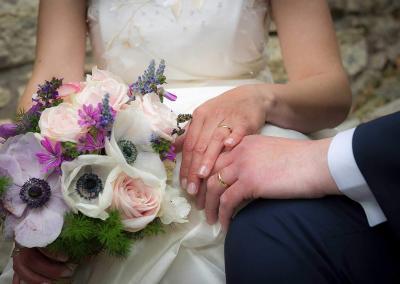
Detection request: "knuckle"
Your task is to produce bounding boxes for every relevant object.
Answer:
[194,143,207,154]
[183,138,195,152]
[212,130,226,142]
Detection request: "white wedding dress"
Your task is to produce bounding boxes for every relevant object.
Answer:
[0,0,309,283]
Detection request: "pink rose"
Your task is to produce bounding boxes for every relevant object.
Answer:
[39,103,83,142]
[139,94,177,141]
[58,82,82,103]
[75,67,129,111]
[111,172,161,232]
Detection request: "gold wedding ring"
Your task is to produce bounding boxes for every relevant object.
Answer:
[218,124,233,133]
[217,172,229,188]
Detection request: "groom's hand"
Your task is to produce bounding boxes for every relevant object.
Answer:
[204,135,341,230]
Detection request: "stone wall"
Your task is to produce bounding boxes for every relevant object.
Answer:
[0,0,400,126]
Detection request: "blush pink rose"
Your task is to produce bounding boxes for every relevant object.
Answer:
[111,172,161,232]
[39,103,83,142]
[58,82,83,103]
[139,94,177,141]
[75,67,129,111]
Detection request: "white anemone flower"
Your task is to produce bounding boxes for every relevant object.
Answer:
[105,104,167,182]
[61,155,116,220]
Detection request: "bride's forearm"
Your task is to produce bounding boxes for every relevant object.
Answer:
[255,70,351,133]
[19,0,87,111]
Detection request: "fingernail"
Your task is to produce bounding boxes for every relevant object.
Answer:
[187,183,197,195]
[61,268,74,278]
[198,165,208,177]
[181,178,187,189]
[225,138,234,146]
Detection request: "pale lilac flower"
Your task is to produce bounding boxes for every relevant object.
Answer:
[0,133,68,248]
[36,137,63,174]
[163,91,177,101]
[77,131,106,152]
[164,145,177,161]
[78,104,101,128]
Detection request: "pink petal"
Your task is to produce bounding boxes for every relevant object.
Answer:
[58,83,81,97]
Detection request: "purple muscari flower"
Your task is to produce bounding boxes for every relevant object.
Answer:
[98,94,116,130]
[0,133,68,248]
[78,104,101,128]
[36,137,63,174]
[0,123,18,140]
[77,131,105,152]
[163,91,177,101]
[163,145,177,161]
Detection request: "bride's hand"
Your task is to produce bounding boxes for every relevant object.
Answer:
[178,85,273,203]
[204,135,340,230]
[12,247,73,283]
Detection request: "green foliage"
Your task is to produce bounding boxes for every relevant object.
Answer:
[48,211,165,262]
[98,211,132,257]
[62,142,81,160]
[151,137,171,158]
[130,218,165,240]
[0,176,11,198]
[15,109,41,134]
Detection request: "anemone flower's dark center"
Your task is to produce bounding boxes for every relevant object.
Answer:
[76,173,103,200]
[20,178,51,208]
[118,140,138,165]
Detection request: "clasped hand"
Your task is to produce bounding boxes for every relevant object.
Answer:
[177,86,340,231]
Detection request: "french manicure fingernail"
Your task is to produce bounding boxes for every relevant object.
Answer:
[198,165,208,176]
[187,183,197,195]
[225,138,234,145]
[181,178,187,189]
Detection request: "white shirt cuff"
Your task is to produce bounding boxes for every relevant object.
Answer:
[327,128,387,226]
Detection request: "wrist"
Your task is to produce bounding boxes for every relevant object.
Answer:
[307,138,342,197]
[242,84,277,122]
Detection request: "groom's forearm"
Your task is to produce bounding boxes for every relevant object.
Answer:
[254,70,351,133]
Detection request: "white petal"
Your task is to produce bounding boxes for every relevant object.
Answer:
[61,155,117,219]
[159,186,191,225]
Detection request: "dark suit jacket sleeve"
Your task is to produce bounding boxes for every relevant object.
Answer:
[353,111,400,237]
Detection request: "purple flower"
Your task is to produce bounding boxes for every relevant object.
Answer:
[98,95,116,130]
[36,137,63,174]
[163,145,177,161]
[0,123,18,140]
[78,104,101,128]
[163,91,177,101]
[77,131,106,152]
[0,133,68,248]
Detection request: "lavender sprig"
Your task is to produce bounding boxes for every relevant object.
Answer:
[130,60,167,98]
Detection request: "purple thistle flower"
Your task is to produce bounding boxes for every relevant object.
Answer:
[77,131,106,152]
[0,123,18,140]
[36,137,63,174]
[164,145,177,161]
[78,104,101,128]
[163,91,177,101]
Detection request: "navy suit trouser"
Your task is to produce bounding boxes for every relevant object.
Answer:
[225,197,400,284]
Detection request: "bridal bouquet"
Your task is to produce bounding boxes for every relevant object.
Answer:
[0,60,191,261]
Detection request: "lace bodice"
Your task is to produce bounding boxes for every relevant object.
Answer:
[88,0,272,84]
